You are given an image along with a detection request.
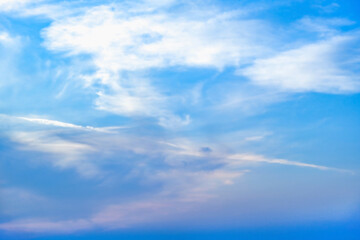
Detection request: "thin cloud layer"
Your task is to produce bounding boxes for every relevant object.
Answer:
[0,0,37,11]
[9,130,99,177]
[41,3,271,126]
[0,0,359,236]
[243,34,360,93]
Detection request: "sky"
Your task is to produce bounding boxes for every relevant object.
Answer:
[0,0,360,239]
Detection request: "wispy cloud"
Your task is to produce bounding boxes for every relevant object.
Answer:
[0,200,178,233]
[16,116,127,133]
[0,117,354,233]
[1,0,359,234]
[0,32,16,45]
[0,0,39,12]
[40,3,271,126]
[0,219,92,233]
[0,167,247,233]
[227,153,353,173]
[242,33,360,93]
[5,1,357,126]
[158,140,352,173]
[296,17,355,36]
[0,0,76,20]
[0,31,22,91]
[9,131,99,177]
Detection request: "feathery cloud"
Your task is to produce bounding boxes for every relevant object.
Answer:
[41,3,270,126]
[242,33,360,93]
[9,131,99,177]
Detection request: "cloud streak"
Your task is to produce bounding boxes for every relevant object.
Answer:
[40,3,271,126]
[16,116,128,133]
[9,131,99,177]
[0,0,359,235]
[227,154,353,173]
[242,33,360,93]
[0,114,354,233]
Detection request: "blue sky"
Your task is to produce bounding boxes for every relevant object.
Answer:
[0,0,360,239]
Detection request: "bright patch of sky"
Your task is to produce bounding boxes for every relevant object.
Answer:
[0,0,360,239]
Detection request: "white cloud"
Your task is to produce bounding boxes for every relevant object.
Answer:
[0,31,23,92]
[227,153,353,173]
[0,219,92,233]
[0,126,353,233]
[43,5,266,70]
[0,200,178,233]
[18,117,87,129]
[3,113,350,180]
[0,166,246,233]
[296,17,355,36]
[1,2,358,229]
[155,138,351,173]
[0,0,38,11]
[0,149,350,234]
[0,32,14,44]
[0,0,72,20]
[244,135,266,142]
[16,116,128,132]
[242,34,360,93]
[153,169,248,202]
[10,131,99,177]
[313,2,340,14]
[0,166,245,233]
[41,4,270,126]
[152,138,351,173]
